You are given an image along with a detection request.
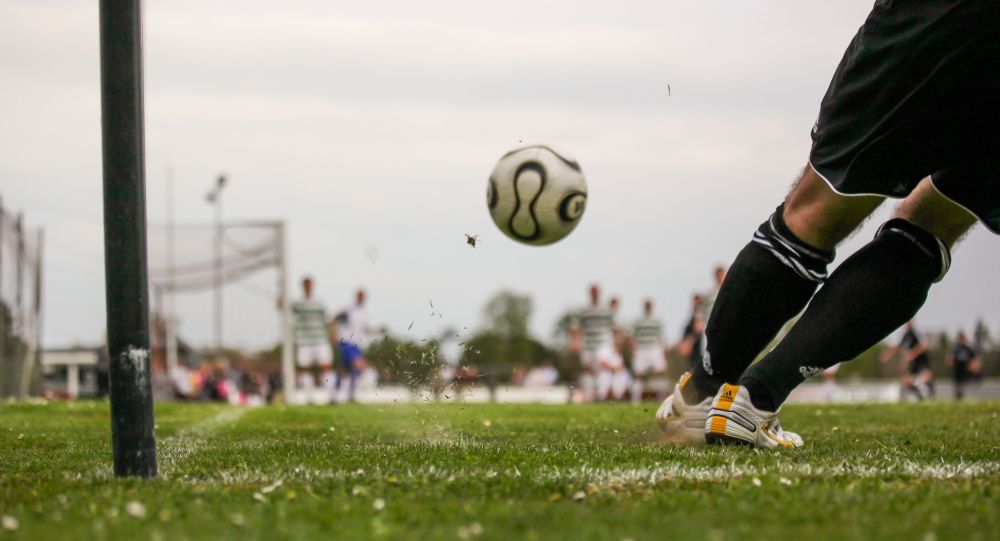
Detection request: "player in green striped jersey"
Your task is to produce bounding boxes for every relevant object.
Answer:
[630,299,668,403]
[291,276,334,403]
[570,284,617,401]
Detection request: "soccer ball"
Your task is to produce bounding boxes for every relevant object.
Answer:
[486,144,588,246]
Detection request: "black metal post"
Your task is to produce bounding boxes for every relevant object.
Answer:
[99,0,157,478]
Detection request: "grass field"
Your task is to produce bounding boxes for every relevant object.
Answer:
[1,400,998,540]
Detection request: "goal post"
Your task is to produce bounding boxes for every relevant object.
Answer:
[99,0,158,478]
[278,222,295,403]
[146,220,294,391]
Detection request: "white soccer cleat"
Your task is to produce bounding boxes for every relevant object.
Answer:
[656,372,713,445]
[704,383,803,448]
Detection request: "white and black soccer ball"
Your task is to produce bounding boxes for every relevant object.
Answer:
[486,144,588,246]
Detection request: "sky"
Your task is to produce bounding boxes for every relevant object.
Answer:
[2,0,998,351]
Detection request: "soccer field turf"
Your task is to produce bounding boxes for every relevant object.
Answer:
[1,401,997,540]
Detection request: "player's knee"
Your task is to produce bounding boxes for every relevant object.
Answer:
[875,218,951,282]
[895,179,978,247]
[783,166,883,249]
[751,203,836,283]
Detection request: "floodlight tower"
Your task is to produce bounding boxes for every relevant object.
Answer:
[99,0,157,477]
[206,174,226,350]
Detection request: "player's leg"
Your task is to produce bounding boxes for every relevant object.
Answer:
[630,352,649,404]
[295,345,318,402]
[901,371,919,402]
[653,353,669,400]
[313,342,334,404]
[577,351,597,402]
[687,165,882,402]
[737,178,976,413]
[954,365,967,401]
[920,366,936,399]
[595,365,612,402]
[347,354,365,402]
[611,366,630,401]
[822,365,839,402]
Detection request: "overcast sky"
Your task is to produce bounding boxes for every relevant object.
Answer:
[2,0,998,351]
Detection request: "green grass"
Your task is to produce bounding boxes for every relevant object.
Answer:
[1,400,998,540]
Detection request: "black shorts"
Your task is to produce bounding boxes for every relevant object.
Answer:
[809,0,1000,234]
[908,354,931,375]
[953,363,972,384]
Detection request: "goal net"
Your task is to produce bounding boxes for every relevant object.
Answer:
[0,201,43,398]
[146,220,294,398]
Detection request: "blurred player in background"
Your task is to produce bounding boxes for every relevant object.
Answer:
[570,284,616,402]
[291,276,334,403]
[630,298,668,403]
[947,331,981,401]
[881,321,934,401]
[676,294,705,373]
[334,288,370,403]
[606,295,630,400]
[822,363,840,403]
[699,265,727,321]
[663,2,998,448]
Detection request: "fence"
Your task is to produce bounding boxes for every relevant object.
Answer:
[0,196,44,398]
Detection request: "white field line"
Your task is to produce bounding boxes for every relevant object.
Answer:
[188,459,1000,486]
[157,408,248,477]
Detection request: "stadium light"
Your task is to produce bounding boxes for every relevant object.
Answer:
[99,0,157,478]
[206,174,227,350]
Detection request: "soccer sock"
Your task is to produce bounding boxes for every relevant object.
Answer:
[688,205,833,402]
[740,219,951,410]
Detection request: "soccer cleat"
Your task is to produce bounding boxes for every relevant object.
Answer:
[656,372,713,445]
[704,383,803,448]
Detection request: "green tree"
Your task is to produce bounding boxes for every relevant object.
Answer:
[484,290,532,338]
[974,319,992,350]
[461,291,553,383]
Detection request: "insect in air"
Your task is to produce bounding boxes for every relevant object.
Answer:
[465,234,480,248]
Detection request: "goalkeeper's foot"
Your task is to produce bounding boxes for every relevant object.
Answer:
[655,372,713,445]
[704,383,803,448]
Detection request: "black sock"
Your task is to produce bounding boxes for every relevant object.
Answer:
[688,204,833,402]
[740,219,951,411]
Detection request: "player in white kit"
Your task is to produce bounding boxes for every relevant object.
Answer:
[570,284,617,402]
[334,288,370,403]
[631,298,668,403]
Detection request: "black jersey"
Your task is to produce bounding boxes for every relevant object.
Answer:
[900,328,931,374]
[952,344,977,383]
[951,344,977,365]
[900,328,922,350]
